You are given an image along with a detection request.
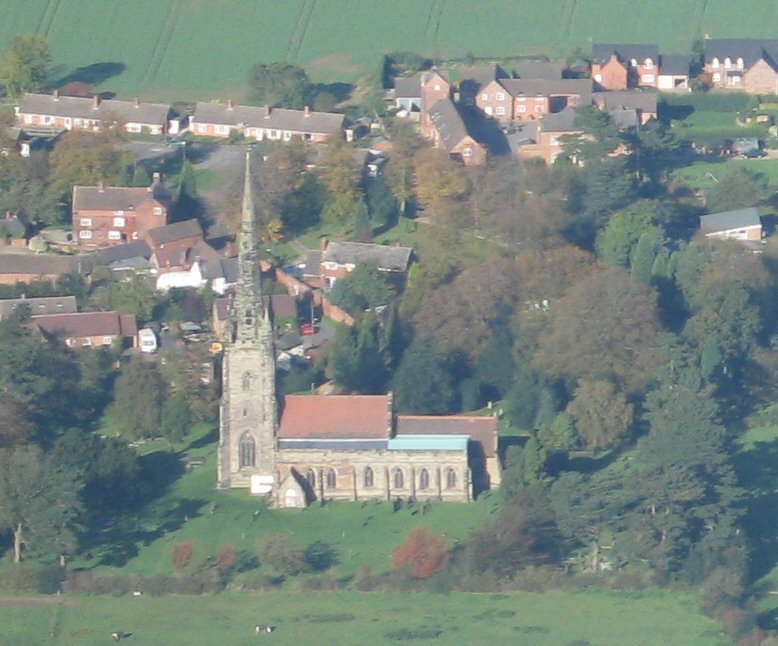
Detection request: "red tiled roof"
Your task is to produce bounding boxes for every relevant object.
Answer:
[32,311,137,339]
[279,394,392,439]
[119,314,138,336]
[396,415,499,457]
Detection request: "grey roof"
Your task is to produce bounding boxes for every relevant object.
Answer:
[610,108,639,128]
[703,39,778,69]
[303,250,322,277]
[276,331,303,351]
[700,207,761,234]
[200,257,238,282]
[278,439,389,451]
[428,98,470,151]
[148,219,202,246]
[18,93,170,125]
[660,55,691,76]
[452,64,508,89]
[322,241,412,272]
[592,90,657,113]
[269,293,296,319]
[513,61,563,80]
[73,185,162,212]
[501,78,592,101]
[0,252,92,277]
[91,241,152,265]
[192,102,344,135]
[0,295,77,319]
[394,75,421,98]
[592,44,660,65]
[539,107,581,132]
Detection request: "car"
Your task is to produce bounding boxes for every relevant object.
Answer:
[300,323,317,336]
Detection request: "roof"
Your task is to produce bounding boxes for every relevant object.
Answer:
[91,241,152,266]
[592,44,660,65]
[269,293,297,319]
[700,207,762,234]
[610,109,639,128]
[660,55,691,76]
[278,394,392,439]
[73,185,162,212]
[703,39,778,69]
[396,415,499,457]
[539,107,581,133]
[32,310,137,338]
[0,295,77,319]
[592,90,657,113]
[394,75,421,98]
[513,61,563,80]
[214,297,230,321]
[18,93,170,125]
[200,257,238,282]
[303,250,322,277]
[322,241,412,272]
[278,439,389,451]
[501,78,592,101]
[193,102,344,135]
[427,98,471,151]
[387,434,469,452]
[450,64,507,89]
[0,253,92,277]
[148,219,203,246]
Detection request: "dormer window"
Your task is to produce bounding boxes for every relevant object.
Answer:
[643,58,654,69]
[737,57,744,69]
[630,58,638,67]
[712,57,720,68]
[724,57,732,69]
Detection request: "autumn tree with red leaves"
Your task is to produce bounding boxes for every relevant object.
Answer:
[392,527,450,579]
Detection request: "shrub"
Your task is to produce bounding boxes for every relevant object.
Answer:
[392,527,450,579]
[296,574,343,592]
[258,532,308,576]
[172,540,195,571]
[216,546,238,574]
[237,572,283,591]
[1,562,39,593]
[304,540,338,572]
[37,564,66,594]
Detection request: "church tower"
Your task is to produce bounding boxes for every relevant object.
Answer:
[217,152,277,492]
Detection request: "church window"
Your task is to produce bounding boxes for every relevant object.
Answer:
[445,468,457,490]
[242,372,251,391]
[392,468,404,489]
[306,469,316,488]
[326,468,337,489]
[363,466,374,488]
[239,433,255,467]
[419,468,430,490]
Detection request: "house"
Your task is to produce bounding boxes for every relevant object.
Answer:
[32,310,138,349]
[17,92,170,135]
[393,75,422,117]
[426,98,487,165]
[315,240,413,288]
[591,44,660,90]
[513,61,563,80]
[90,240,154,278]
[0,252,92,286]
[0,295,77,320]
[592,90,658,125]
[73,184,168,249]
[419,70,451,137]
[477,78,592,122]
[699,207,762,241]
[657,55,691,90]
[190,101,344,142]
[703,39,778,94]
[516,107,583,165]
[451,64,508,106]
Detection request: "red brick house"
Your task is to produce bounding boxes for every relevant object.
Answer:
[419,71,451,138]
[591,44,660,90]
[32,310,138,349]
[309,240,413,288]
[592,91,658,125]
[0,253,92,286]
[426,99,487,166]
[516,108,583,165]
[17,92,170,135]
[477,78,592,122]
[703,39,778,94]
[73,184,168,249]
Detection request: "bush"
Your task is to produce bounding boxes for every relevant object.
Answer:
[216,546,238,574]
[172,540,195,571]
[258,532,308,576]
[63,571,133,596]
[1,562,39,593]
[392,527,450,579]
[304,540,338,572]
[237,572,283,591]
[660,91,757,113]
[37,564,66,594]
[296,574,343,592]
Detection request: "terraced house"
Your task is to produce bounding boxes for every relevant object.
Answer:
[703,38,778,94]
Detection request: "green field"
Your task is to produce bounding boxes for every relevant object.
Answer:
[6,1,778,99]
[671,157,778,191]
[0,589,727,645]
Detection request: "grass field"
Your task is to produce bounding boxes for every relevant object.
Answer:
[6,1,778,99]
[0,589,727,645]
[671,157,778,191]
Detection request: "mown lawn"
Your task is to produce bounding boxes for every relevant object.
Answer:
[670,158,778,191]
[0,588,727,646]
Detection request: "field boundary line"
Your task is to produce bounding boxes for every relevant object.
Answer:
[143,0,178,85]
[41,0,62,39]
[35,0,56,36]
[287,0,316,63]
[432,0,448,46]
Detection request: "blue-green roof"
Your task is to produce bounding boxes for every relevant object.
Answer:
[387,434,469,452]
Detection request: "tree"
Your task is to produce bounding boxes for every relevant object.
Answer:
[50,130,126,195]
[392,340,457,414]
[413,147,470,221]
[107,273,157,321]
[106,359,164,440]
[326,312,389,394]
[0,35,51,97]
[366,174,398,230]
[320,137,362,228]
[0,445,82,562]
[706,167,769,213]
[537,412,578,453]
[595,201,661,268]
[0,152,61,225]
[248,62,312,109]
[328,264,395,315]
[352,196,372,241]
[392,527,449,579]
[258,531,308,576]
[630,229,660,285]
[162,389,192,446]
[384,119,423,215]
[565,379,633,451]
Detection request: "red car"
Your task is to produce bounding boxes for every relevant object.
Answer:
[300,323,317,336]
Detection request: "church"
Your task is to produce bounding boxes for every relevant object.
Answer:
[217,154,500,508]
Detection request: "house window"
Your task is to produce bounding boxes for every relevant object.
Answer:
[153,207,163,215]
[462,147,473,158]
[630,58,638,67]
[78,230,93,240]
[65,338,74,347]
[306,469,316,489]
[737,57,744,69]
[535,105,543,113]
[113,216,126,227]
[496,92,505,101]
[713,73,721,82]
[392,468,404,489]
[481,93,488,101]
[239,433,255,467]
[114,210,124,216]
[363,466,374,488]
[325,468,337,489]
[419,468,430,490]
[217,125,229,135]
[724,57,732,69]
[271,130,280,139]
[518,105,527,113]
[642,74,655,83]
[108,230,122,240]
[594,73,602,82]
[445,468,457,490]
[644,58,654,69]
[433,84,440,91]
[712,57,720,68]
[102,336,112,345]
[730,75,742,86]
[79,217,92,226]
[198,124,207,133]
[81,337,92,346]
[495,106,506,116]
[241,372,251,391]
[43,115,52,124]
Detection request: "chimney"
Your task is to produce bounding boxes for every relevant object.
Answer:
[227,99,234,110]
[264,104,271,118]
[92,95,101,110]
[53,89,60,101]
[134,96,140,108]
[304,105,310,117]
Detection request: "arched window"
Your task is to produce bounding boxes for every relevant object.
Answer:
[239,433,255,467]
[724,57,732,69]
[363,466,374,488]
[393,468,404,489]
[712,57,720,68]
[241,372,251,391]
[643,58,654,69]
[445,468,457,490]
[306,469,316,489]
[737,57,744,69]
[419,468,430,490]
[325,468,337,489]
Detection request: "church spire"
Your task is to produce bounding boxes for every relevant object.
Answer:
[240,150,257,256]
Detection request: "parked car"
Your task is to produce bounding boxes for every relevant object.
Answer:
[300,323,317,336]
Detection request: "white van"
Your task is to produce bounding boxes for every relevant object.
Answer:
[138,328,158,353]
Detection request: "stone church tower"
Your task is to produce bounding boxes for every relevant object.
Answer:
[217,152,277,492]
